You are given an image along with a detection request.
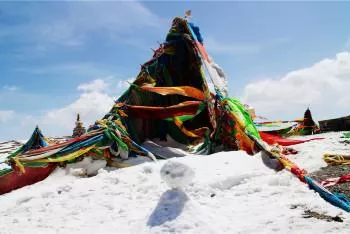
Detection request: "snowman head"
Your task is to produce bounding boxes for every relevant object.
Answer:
[160,160,195,189]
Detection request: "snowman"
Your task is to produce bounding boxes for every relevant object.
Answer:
[160,160,195,189]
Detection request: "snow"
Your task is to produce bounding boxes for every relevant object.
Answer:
[160,160,195,188]
[0,141,23,163]
[0,132,349,233]
[66,157,107,177]
[0,141,22,170]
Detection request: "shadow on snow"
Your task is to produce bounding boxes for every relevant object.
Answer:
[147,188,188,227]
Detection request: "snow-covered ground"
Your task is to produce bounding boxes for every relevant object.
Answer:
[0,132,349,233]
[0,141,23,161]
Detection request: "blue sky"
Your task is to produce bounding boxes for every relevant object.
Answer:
[1,1,350,140]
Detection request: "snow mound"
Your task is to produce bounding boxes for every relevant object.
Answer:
[160,160,195,189]
[66,157,107,177]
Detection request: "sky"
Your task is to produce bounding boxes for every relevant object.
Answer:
[0,1,350,140]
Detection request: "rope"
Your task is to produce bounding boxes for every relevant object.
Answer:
[323,153,350,165]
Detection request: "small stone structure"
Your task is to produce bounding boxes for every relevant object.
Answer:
[72,114,86,138]
[319,115,350,132]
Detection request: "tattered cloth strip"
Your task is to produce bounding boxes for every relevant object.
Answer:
[6,126,50,159]
[21,129,103,156]
[261,147,350,212]
[20,126,49,153]
[187,20,228,97]
[282,147,298,155]
[255,122,296,133]
[139,86,206,101]
[256,119,303,124]
[173,117,209,138]
[31,145,95,163]
[304,176,350,212]
[266,144,298,155]
[324,154,350,165]
[0,163,56,195]
[259,131,324,146]
[17,147,64,161]
[321,173,350,187]
[126,101,203,119]
[11,145,96,173]
[194,41,210,62]
[218,97,260,155]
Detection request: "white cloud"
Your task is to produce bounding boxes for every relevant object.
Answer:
[242,51,350,120]
[3,85,19,92]
[117,77,134,89]
[0,110,14,123]
[0,1,164,49]
[0,78,134,140]
[39,78,122,136]
[77,79,109,92]
[41,91,114,135]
